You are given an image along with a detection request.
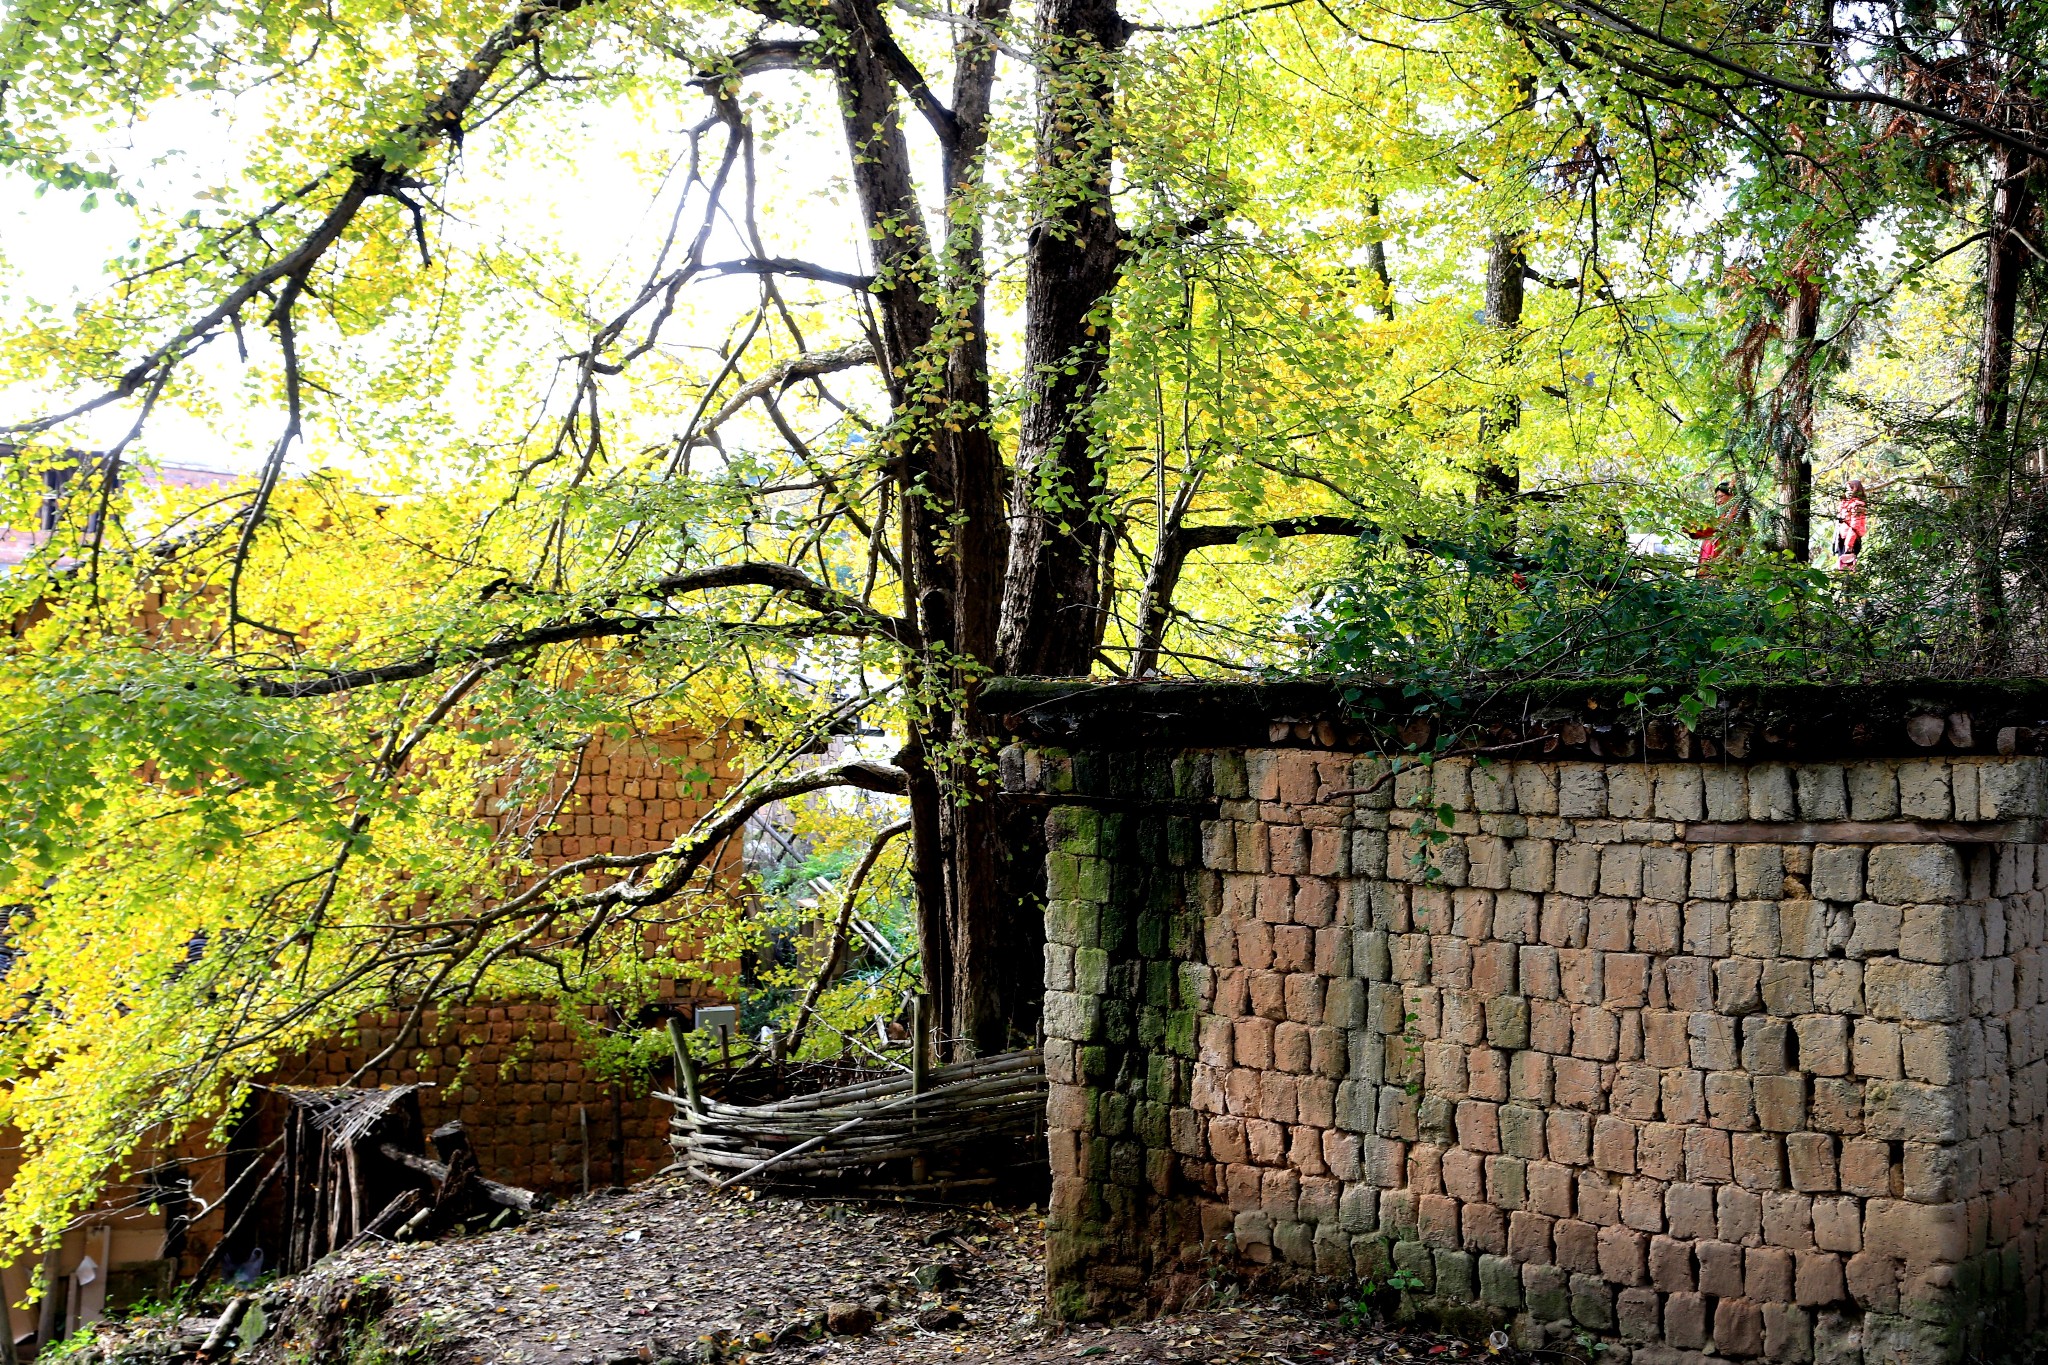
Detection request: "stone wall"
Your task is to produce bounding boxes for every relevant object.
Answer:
[1007,698,2048,1365]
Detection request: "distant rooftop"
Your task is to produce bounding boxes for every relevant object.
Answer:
[0,459,240,567]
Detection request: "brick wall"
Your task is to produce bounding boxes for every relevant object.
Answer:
[275,1000,684,1195]
[276,728,737,1195]
[1018,740,2048,1365]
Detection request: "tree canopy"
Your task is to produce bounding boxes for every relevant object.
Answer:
[2,0,2047,1257]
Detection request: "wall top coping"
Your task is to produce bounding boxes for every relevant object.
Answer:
[983,677,2048,763]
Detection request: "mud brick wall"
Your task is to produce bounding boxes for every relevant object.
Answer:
[1017,740,2048,1365]
[281,729,737,1195]
[276,1000,691,1193]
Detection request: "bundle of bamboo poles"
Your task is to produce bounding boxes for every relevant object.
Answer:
[661,1041,1045,1193]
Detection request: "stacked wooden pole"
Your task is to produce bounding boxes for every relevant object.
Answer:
[662,1050,1045,1192]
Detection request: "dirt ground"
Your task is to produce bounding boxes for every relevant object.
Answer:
[265,1177,1528,1365]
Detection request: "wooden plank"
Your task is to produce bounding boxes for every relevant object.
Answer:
[1681,820,2041,845]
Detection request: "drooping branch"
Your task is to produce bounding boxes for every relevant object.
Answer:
[697,343,877,434]
[700,257,877,291]
[489,756,911,926]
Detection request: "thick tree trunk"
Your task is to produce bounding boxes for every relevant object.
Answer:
[820,0,1128,1056]
[1768,0,1829,565]
[996,0,1128,678]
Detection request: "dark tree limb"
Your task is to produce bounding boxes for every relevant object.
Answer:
[1523,0,2048,162]
[238,562,910,698]
[1129,516,1383,676]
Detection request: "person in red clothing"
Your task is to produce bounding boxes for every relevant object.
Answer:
[1688,480,1743,575]
[1832,478,1868,570]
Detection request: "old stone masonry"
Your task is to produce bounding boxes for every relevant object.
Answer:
[998,683,2048,1365]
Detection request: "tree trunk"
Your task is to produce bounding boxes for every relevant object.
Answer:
[1365,192,1394,319]
[996,0,1128,679]
[1768,0,1830,564]
[1478,229,1524,502]
[1773,272,1820,562]
[1972,137,2032,651]
[818,0,1128,1056]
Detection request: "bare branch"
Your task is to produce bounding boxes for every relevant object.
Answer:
[700,256,876,291]
[6,0,600,439]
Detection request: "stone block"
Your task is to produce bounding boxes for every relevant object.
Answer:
[1478,1252,1522,1309]
[1785,1133,1838,1193]
[1746,1245,1795,1301]
[1862,1079,1963,1143]
[1795,766,1847,821]
[1609,767,1654,819]
[1274,1219,1314,1265]
[1617,1287,1660,1342]
[1865,846,1963,905]
[1655,767,1705,821]
[1392,1237,1435,1292]
[1523,1263,1569,1323]
[1809,846,1864,905]
[1712,1298,1765,1358]
[1736,846,1785,900]
[1761,1304,1812,1364]
[1896,762,1951,820]
[1754,1075,1807,1133]
[1557,764,1606,817]
[1486,995,1531,1050]
[1691,847,1736,900]
[1513,764,1559,816]
[1810,961,1863,1016]
[1864,960,1967,1023]
[1977,756,2045,819]
[1847,764,1899,820]
[1698,1239,1745,1298]
[1861,1199,1965,1268]
[1569,1273,1615,1331]
[1663,1294,1709,1351]
[1898,903,1978,964]
[1339,1183,1378,1233]
[1795,1250,1846,1307]
[1598,1224,1648,1285]
[1703,766,1747,821]
[1844,1252,1897,1312]
[1434,1247,1476,1300]
[1750,766,1796,821]
[1776,901,1829,960]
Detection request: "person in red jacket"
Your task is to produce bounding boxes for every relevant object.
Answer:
[1688,481,1743,575]
[1832,478,1868,570]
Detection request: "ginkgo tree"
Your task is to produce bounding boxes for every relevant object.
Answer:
[0,0,2038,1261]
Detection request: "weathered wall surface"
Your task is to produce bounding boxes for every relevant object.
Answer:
[1013,729,2048,1365]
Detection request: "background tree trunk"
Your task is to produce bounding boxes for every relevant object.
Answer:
[1773,272,1819,561]
[1478,229,1525,502]
[1971,137,2034,650]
